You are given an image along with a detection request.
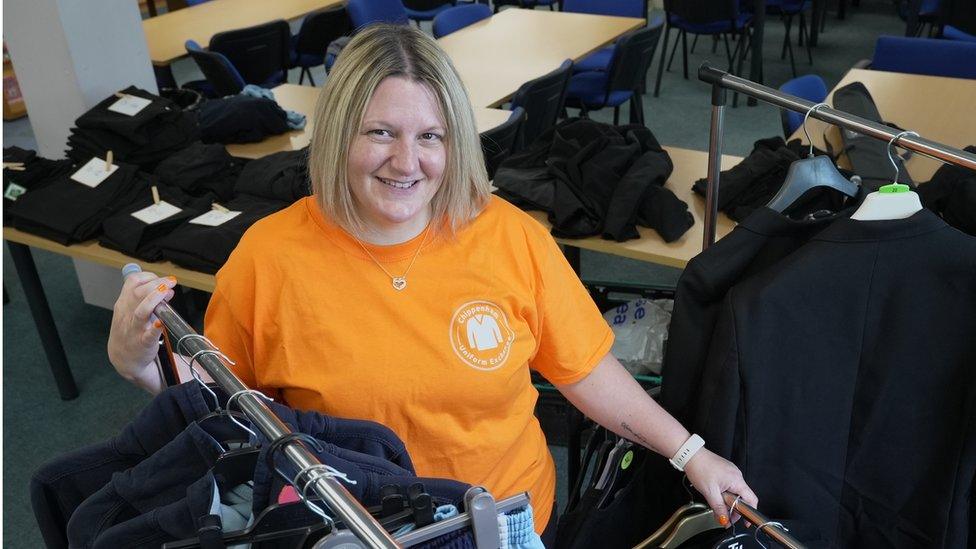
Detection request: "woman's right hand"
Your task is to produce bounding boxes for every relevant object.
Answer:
[107,271,178,394]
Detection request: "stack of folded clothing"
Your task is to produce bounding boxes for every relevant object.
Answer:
[7,158,148,245]
[66,86,199,170]
[99,183,215,261]
[156,194,288,273]
[3,147,75,225]
[197,94,292,144]
[234,148,310,203]
[153,142,247,202]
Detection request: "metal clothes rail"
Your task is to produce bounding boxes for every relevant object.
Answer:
[696,62,976,249]
[122,264,400,548]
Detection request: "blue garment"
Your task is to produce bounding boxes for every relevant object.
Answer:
[240,84,306,130]
[500,505,545,549]
[31,381,412,548]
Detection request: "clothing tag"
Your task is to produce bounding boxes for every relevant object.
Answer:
[189,209,242,226]
[130,200,182,224]
[4,183,27,201]
[107,94,152,116]
[70,157,119,188]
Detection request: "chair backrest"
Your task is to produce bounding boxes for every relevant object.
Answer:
[562,0,647,19]
[481,107,526,179]
[778,74,827,137]
[403,0,454,11]
[940,0,976,36]
[872,35,976,79]
[295,5,352,56]
[185,40,246,97]
[432,4,492,38]
[209,20,291,87]
[186,0,212,5]
[346,0,410,29]
[510,60,573,149]
[606,17,665,93]
[663,0,739,24]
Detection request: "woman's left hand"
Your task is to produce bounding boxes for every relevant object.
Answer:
[683,448,758,527]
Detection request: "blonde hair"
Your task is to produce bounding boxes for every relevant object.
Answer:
[308,24,491,236]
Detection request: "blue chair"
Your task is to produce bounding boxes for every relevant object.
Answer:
[766,0,813,77]
[185,40,246,97]
[778,74,827,137]
[566,19,664,125]
[653,0,752,97]
[403,0,456,23]
[939,0,976,41]
[209,20,291,89]
[944,25,976,41]
[510,60,573,148]
[185,0,212,5]
[432,3,492,38]
[562,0,647,73]
[290,5,352,85]
[871,36,976,79]
[347,0,410,29]
[900,0,942,36]
[481,107,526,178]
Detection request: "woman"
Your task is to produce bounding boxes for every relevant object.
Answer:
[109,24,756,543]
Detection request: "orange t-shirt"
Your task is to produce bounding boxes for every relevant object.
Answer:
[204,195,614,533]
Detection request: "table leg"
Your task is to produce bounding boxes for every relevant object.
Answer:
[7,243,79,400]
[809,0,823,46]
[748,0,766,106]
[562,245,581,275]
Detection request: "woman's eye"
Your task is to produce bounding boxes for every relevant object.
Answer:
[368,129,392,138]
[421,132,442,141]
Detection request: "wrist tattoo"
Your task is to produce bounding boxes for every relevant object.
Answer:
[620,421,652,448]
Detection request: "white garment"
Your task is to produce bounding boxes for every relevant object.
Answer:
[466,314,503,351]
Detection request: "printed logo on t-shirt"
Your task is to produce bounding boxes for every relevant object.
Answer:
[449,301,515,371]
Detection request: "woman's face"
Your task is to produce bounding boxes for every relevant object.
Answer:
[347,76,447,239]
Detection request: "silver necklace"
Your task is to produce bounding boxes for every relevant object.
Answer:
[353,224,431,291]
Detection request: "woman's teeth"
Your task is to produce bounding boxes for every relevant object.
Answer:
[379,178,417,189]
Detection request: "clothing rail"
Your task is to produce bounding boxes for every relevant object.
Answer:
[696,62,976,249]
[722,493,804,549]
[121,264,400,548]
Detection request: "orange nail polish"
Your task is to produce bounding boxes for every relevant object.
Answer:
[153,320,163,329]
[719,515,730,526]
[156,283,167,292]
[166,276,176,283]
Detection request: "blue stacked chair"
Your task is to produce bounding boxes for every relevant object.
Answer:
[433,3,492,38]
[562,0,647,73]
[290,5,352,85]
[347,0,410,29]
[778,74,827,137]
[871,35,976,79]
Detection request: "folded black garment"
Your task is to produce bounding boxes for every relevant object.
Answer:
[66,112,199,170]
[153,142,246,201]
[74,86,186,145]
[494,118,691,242]
[692,137,857,222]
[918,145,976,236]
[197,95,290,144]
[99,185,215,261]
[156,194,287,273]
[234,148,310,202]
[7,159,147,244]
[3,147,75,226]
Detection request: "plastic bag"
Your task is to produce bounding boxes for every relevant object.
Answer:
[602,298,673,376]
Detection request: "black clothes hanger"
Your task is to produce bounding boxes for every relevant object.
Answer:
[766,102,859,213]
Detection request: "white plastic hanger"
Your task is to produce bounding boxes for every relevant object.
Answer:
[851,130,923,221]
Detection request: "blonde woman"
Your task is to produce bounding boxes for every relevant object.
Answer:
[108,24,756,543]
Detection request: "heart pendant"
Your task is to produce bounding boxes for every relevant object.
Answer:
[392,277,407,291]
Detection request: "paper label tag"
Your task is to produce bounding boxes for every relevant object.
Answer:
[4,183,27,201]
[189,209,242,227]
[70,157,119,188]
[130,200,182,225]
[108,94,152,116]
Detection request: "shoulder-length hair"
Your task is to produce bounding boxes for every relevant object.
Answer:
[307,24,491,236]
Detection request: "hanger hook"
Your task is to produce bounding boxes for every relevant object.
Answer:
[802,102,829,158]
[887,130,919,184]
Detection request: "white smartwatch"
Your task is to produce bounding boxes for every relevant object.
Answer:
[669,434,705,471]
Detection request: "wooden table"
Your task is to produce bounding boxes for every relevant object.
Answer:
[438,9,644,107]
[143,0,341,66]
[227,84,515,159]
[793,68,976,182]
[4,145,736,398]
